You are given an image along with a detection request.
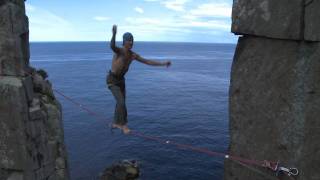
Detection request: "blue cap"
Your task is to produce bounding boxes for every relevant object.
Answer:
[123,32,134,44]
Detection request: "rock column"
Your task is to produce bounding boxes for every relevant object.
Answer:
[0,0,69,179]
[225,1,320,180]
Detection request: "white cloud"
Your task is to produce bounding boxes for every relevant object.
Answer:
[181,14,197,21]
[161,0,189,12]
[25,3,36,12]
[144,0,231,17]
[25,1,234,42]
[190,3,232,18]
[184,20,230,29]
[93,16,110,21]
[120,15,232,42]
[124,15,230,33]
[125,17,161,25]
[134,7,144,14]
[26,4,79,41]
[28,9,71,28]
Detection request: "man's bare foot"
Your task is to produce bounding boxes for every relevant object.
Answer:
[111,123,122,129]
[122,125,131,134]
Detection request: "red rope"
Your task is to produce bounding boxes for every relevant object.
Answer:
[53,88,280,173]
[54,89,108,121]
[130,131,267,167]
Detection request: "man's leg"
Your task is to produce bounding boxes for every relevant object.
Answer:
[118,81,130,134]
[108,85,128,129]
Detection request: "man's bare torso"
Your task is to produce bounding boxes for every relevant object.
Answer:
[111,49,137,76]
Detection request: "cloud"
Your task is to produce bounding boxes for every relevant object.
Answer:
[161,0,189,12]
[134,7,144,14]
[25,1,234,42]
[146,0,231,17]
[124,15,230,33]
[125,17,161,25]
[183,20,230,30]
[190,3,232,18]
[26,4,79,41]
[28,9,71,28]
[93,16,111,21]
[120,17,233,42]
[25,3,36,12]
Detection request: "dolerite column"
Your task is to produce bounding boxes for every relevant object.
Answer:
[224,0,320,180]
[0,0,70,179]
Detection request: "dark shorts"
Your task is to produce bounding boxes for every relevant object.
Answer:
[107,71,125,87]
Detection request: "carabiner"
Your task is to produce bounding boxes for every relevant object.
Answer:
[288,168,299,176]
[277,167,299,176]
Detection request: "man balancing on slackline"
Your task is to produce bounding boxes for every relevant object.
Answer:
[107,25,171,134]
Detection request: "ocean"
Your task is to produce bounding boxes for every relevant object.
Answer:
[30,42,236,180]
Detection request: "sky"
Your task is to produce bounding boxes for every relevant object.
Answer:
[26,0,237,43]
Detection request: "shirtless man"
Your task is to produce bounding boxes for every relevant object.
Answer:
[107,25,171,134]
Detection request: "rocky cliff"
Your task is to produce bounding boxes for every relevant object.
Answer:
[225,0,320,180]
[0,0,69,179]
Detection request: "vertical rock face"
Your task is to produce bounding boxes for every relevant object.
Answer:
[225,1,320,180]
[305,0,320,41]
[0,0,29,76]
[0,0,69,180]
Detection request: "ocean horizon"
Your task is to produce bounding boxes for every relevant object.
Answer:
[29,41,236,46]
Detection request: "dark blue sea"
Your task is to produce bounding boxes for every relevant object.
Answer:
[30,42,236,180]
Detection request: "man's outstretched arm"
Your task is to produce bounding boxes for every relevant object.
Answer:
[110,25,121,53]
[134,54,171,67]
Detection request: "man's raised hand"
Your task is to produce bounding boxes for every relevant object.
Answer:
[112,25,117,35]
[165,61,171,68]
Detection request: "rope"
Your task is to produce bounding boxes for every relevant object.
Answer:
[230,158,280,180]
[52,88,294,179]
[54,89,108,121]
